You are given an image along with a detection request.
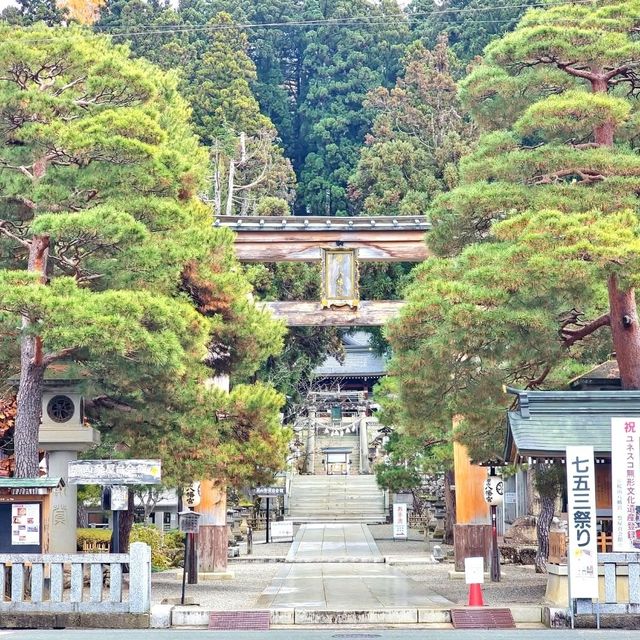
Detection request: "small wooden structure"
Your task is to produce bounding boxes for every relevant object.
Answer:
[0,478,65,554]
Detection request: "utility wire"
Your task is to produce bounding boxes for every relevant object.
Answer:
[3,0,604,44]
[90,0,594,33]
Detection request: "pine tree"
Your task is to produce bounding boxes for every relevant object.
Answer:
[0,25,285,477]
[386,0,640,460]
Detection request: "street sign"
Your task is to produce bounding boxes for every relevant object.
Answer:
[253,486,285,497]
[68,459,161,485]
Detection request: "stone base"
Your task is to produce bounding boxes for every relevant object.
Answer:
[169,606,542,628]
[0,613,149,629]
[198,571,235,581]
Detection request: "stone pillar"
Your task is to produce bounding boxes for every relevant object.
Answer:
[198,479,231,576]
[47,450,78,553]
[306,410,316,474]
[358,410,370,474]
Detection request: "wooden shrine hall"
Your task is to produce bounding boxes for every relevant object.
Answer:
[214,215,431,326]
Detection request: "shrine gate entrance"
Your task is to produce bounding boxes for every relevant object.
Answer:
[200,215,431,575]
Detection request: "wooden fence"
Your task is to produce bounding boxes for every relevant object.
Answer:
[0,541,151,614]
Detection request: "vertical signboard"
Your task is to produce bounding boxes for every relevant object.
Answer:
[393,503,408,540]
[566,445,599,599]
[611,417,640,551]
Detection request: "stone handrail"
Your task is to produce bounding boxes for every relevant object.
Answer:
[0,541,151,614]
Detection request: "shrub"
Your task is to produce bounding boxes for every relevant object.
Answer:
[77,528,111,551]
[130,524,171,570]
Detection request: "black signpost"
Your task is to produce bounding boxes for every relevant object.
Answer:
[253,486,285,544]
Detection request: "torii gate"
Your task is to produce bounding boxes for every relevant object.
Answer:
[215,215,431,325]
[198,215,431,578]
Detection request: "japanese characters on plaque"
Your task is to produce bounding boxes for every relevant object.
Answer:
[566,445,598,599]
[611,417,640,551]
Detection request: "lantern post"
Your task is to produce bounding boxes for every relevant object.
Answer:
[183,482,201,585]
[483,468,504,582]
[179,510,202,603]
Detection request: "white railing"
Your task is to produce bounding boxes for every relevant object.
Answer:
[0,541,151,614]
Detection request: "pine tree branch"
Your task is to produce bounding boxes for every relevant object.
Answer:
[532,168,605,185]
[41,347,77,367]
[561,313,610,347]
[0,220,30,248]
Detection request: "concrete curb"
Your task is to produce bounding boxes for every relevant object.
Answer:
[168,605,543,628]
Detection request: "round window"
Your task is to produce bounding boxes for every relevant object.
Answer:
[46,395,75,423]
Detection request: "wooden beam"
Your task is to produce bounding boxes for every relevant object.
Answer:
[259,300,405,326]
[214,216,431,262]
[235,239,429,262]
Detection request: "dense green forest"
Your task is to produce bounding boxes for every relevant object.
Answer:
[2,0,535,218]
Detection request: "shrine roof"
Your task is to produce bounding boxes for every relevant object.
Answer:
[313,347,386,378]
[505,390,640,460]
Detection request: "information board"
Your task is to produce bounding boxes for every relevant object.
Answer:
[393,503,408,540]
[270,520,294,542]
[11,503,40,546]
[0,502,42,553]
[611,417,640,551]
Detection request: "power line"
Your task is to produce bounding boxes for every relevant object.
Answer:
[2,0,603,44]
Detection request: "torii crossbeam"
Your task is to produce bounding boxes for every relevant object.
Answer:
[215,215,431,326]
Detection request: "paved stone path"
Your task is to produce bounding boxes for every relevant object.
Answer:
[257,523,452,609]
[285,522,382,562]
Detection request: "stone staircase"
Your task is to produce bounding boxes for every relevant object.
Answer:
[287,474,387,523]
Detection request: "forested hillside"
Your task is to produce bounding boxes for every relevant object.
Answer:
[3,0,534,218]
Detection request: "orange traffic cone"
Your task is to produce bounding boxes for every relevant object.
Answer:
[468,582,484,606]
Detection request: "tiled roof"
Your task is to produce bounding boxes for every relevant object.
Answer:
[505,390,640,459]
[313,349,386,377]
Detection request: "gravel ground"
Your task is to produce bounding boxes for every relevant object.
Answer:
[152,563,282,609]
[151,523,547,609]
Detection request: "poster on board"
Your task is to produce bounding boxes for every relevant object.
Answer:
[566,445,598,599]
[11,503,40,546]
[611,417,640,551]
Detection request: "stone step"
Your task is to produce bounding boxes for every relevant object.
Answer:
[168,605,544,628]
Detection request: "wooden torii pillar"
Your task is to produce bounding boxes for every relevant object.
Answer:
[198,375,232,577]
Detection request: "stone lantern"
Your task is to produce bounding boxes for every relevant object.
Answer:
[37,371,100,553]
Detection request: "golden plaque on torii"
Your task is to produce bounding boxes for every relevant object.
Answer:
[321,248,359,309]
